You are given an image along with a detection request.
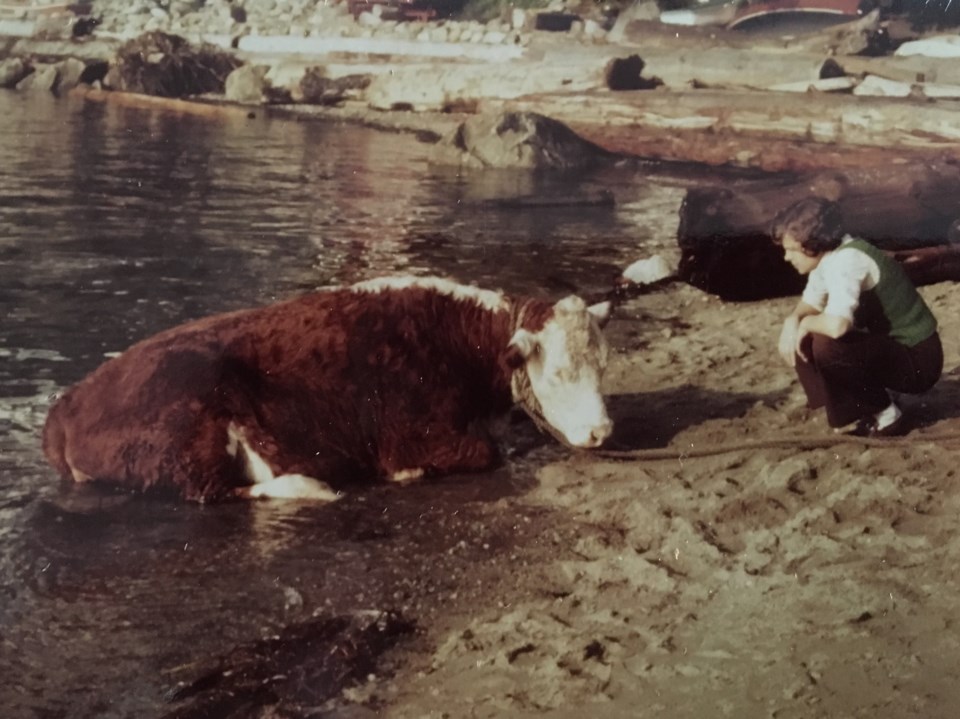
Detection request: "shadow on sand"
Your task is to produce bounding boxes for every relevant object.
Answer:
[604,384,791,450]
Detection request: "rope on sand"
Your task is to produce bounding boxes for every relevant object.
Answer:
[590,431,960,462]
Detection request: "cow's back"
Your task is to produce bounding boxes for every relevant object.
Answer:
[42,286,515,499]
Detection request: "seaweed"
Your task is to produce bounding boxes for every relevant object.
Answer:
[162,610,415,719]
[111,31,241,98]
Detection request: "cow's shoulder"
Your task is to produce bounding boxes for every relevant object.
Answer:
[349,275,509,314]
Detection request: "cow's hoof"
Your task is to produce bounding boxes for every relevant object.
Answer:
[388,468,425,484]
[236,474,341,501]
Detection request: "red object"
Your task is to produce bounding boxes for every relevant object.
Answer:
[727,0,863,30]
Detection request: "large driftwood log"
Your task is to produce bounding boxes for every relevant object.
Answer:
[836,53,960,85]
[676,161,960,300]
[500,86,960,172]
[613,11,883,56]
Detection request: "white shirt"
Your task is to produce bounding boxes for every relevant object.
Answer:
[801,235,881,323]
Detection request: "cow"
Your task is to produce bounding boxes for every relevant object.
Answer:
[42,276,613,503]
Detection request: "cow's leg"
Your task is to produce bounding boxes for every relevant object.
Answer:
[226,423,340,502]
[235,475,340,501]
[382,428,498,482]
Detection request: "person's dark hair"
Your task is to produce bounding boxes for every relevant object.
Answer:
[770,197,844,255]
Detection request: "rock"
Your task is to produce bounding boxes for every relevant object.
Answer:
[436,111,614,170]
[16,63,58,93]
[54,58,88,95]
[896,35,960,58]
[604,54,661,91]
[768,458,816,493]
[853,74,912,98]
[34,13,74,40]
[297,68,371,105]
[224,63,270,103]
[620,255,675,287]
[0,58,30,89]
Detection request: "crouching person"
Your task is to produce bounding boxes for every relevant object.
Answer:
[772,197,943,437]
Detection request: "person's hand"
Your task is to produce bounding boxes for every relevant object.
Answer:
[794,316,813,363]
[778,317,799,367]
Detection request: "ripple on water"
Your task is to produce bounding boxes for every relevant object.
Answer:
[0,90,715,718]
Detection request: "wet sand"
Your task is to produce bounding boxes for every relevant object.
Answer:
[366,276,960,718]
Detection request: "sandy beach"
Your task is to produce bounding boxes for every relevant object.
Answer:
[360,273,960,718]
[5,4,960,716]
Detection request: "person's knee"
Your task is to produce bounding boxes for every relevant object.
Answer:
[806,334,843,364]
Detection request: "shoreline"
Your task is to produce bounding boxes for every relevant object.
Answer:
[374,278,960,719]
[5,6,960,172]
[7,5,960,716]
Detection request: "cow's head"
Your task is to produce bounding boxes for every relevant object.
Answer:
[503,296,613,449]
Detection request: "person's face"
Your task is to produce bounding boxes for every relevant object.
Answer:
[781,234,822,275]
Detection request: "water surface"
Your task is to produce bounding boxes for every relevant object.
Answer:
[0,90,719,717]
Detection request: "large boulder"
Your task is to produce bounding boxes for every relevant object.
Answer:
[434,111,615,170]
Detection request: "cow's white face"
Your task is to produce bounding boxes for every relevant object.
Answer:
[504,296,613,448]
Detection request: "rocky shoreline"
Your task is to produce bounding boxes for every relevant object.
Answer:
[4,2,960,172]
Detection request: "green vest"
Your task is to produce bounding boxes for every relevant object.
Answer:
[840,239,937,347]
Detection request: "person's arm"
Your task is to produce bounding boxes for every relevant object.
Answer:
[778,301,821,366]
[799,312,852,339]
[793,246,873,358]
[790,246,874,362]
[793,311,852,362]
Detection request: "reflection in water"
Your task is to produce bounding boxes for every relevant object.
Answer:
[0,91,724,717]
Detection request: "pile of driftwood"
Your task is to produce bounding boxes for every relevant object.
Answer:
[108,32,240,97]
[676,160,960,301]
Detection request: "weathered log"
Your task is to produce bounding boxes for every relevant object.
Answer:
[613,11,882,55]
[676,161,960,300]
[499,85,960,172]
[835,52,960,85]
[892,243,960,287]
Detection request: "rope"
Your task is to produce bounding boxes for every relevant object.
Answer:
[589,430,960,462]
[504,296,960,459]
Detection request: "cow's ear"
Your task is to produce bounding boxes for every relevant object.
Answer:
[588,300,612,328]
[503,329,538,370]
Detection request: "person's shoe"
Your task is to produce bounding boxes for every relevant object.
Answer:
[871,412,910,437]
[845,414,909,438]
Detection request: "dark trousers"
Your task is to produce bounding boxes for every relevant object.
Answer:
[796,331,943,428]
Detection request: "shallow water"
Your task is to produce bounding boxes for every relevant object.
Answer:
[0,91,730,717]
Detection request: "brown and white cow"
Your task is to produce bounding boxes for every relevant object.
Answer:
[42,276,613,502]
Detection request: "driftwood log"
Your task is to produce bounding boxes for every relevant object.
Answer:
[677,160,960,300]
